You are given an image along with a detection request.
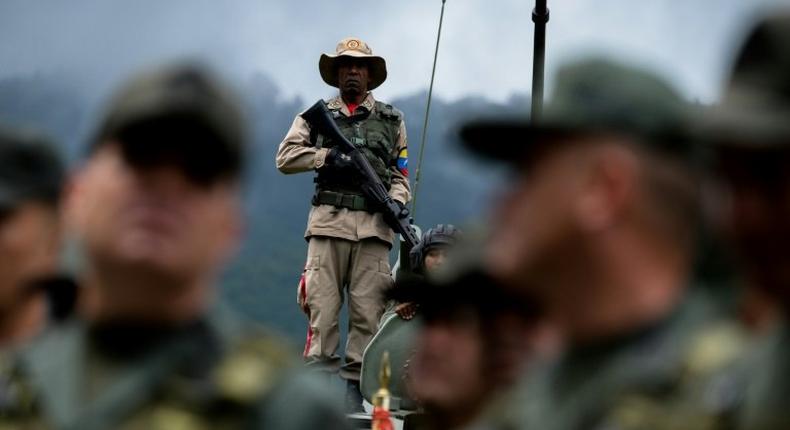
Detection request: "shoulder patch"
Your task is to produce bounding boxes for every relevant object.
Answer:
[375,101,402,122]
[397,148,409,177]
[326,98,343,110]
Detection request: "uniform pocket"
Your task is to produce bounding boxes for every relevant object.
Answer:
[378,259,391,275]
[308,255,320,271]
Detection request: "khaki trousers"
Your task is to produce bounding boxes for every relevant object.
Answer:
[301,236,392,381]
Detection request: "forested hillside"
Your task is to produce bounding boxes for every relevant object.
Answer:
[0,72,526,341]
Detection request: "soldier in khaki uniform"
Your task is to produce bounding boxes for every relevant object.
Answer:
[456,58,739,430]
[18,64,349,429]
[702,12,790,429]
[277,37,410,411]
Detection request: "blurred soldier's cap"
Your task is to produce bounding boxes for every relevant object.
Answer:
[460,58,694,163]
[92,63,246,185]
[0,124,64,211]
[391,269,542,323]
[319,37,387,90]
[702,13,790,147]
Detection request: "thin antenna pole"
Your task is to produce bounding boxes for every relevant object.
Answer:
[411,0,447,219]
[531,0,549,123]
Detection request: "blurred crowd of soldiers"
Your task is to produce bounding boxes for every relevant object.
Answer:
[1,8,790,430]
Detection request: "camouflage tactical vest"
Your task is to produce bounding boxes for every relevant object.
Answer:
[312,100,401,195]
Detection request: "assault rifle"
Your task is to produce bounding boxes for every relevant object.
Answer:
[301,100,420,249]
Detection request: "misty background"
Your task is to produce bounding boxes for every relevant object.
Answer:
[1,0,789,343]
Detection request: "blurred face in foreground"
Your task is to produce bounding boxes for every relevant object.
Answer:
[408,309,487,420]
[67,142,240,289]
[710,145,790,303]
[484,135,596,294]
[0,202,59,320]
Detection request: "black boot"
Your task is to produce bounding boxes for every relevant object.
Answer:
[345,380,365,413]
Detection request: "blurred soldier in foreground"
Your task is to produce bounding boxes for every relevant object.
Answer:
[359,225,462,414]
[703,13,790,429]
[405,271,542,430]
[0,126,70,427]
[459,58,734,429]
[277,37,410,412]
[0,126,67,348]
[21,64,348,429]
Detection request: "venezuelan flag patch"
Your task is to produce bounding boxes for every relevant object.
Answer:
[397,148,409,177]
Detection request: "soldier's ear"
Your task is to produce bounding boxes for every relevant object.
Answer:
[574,143,638,233]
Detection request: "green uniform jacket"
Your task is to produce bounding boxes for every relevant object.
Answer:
[17,307,349,430]
[486,290,747,430]
[738,321,790,429]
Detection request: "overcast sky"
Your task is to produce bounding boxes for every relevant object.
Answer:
[1,0,789,106]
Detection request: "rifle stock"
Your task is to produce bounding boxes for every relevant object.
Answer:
[301,101,420,248]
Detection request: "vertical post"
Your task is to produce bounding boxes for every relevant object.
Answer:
[531,0,549,124]
[411,0,447,220]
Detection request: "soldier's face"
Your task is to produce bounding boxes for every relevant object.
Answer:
[336,58,370,96]
[408,310,487,414]
[67,143,241,285]
[484,137,593,294]
[0,202,60,310]
[710,145,790,301]
[423,246,448,272]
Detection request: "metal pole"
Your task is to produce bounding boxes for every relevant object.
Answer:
[531,0,549,123]
[411,0,447,219]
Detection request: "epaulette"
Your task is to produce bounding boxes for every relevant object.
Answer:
[375,102,402,122]
[213,331,294,406]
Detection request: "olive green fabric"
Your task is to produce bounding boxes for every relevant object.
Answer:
[738,322,790,429]
[360,311,419,410]
[315,100,401,195]
[489,290,744,430]
[19,308,348,430]
[460,57,694,163]
[703,13,790,146]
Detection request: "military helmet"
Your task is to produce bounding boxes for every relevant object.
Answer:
[409,224,462,274]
